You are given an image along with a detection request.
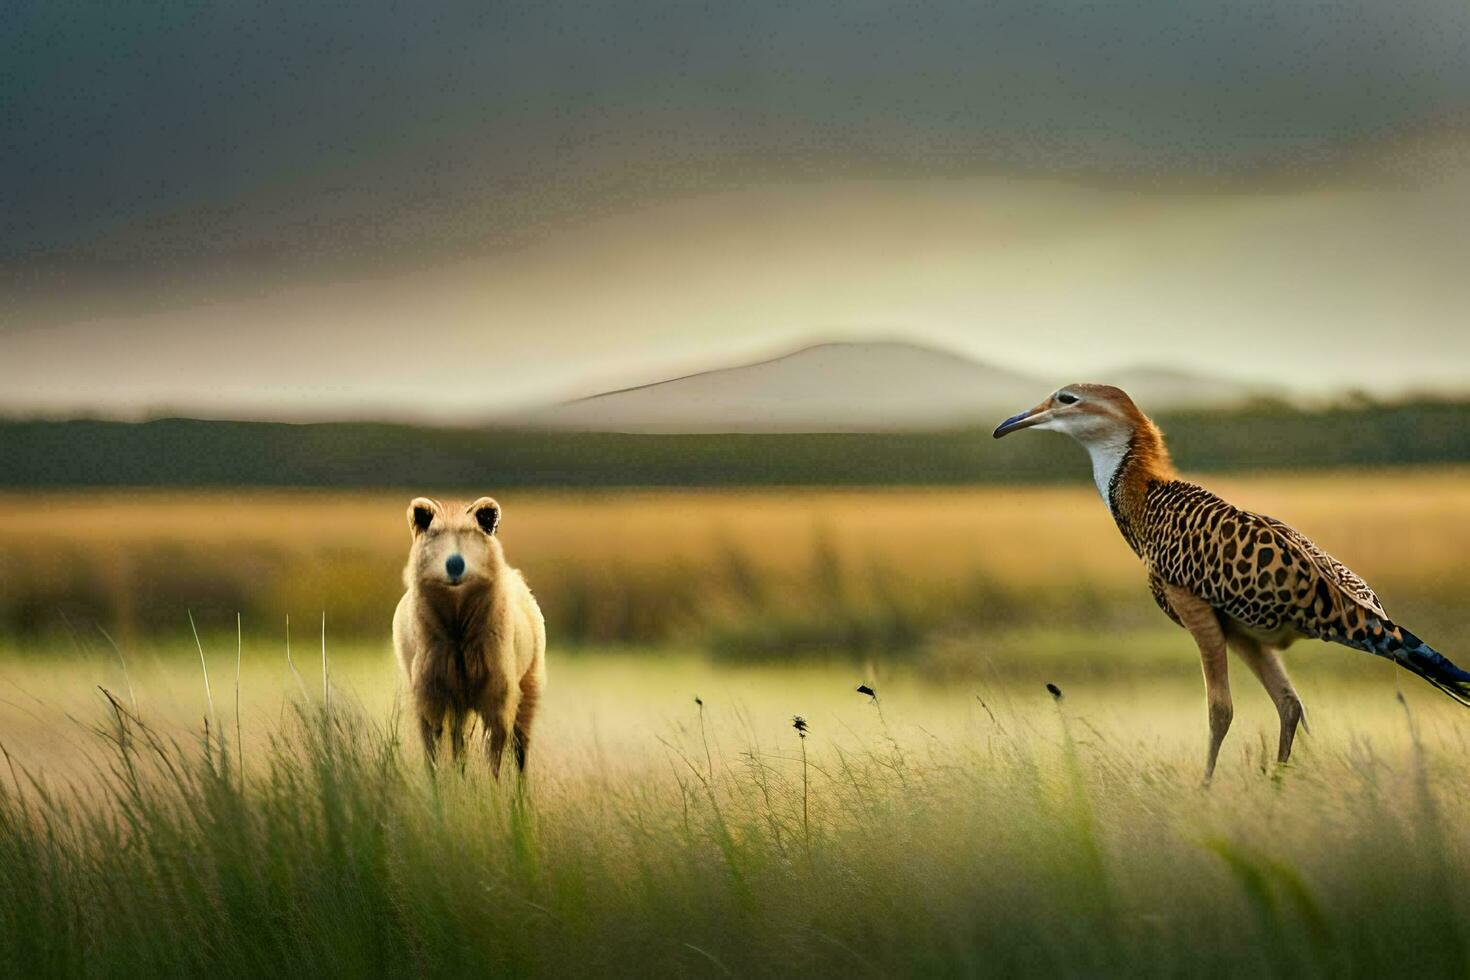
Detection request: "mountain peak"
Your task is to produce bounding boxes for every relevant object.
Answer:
[515,339,1043,433]
[511,339,1275,433]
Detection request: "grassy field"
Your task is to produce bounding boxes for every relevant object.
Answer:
[4,472,1470,975]
[1,644,1469,976]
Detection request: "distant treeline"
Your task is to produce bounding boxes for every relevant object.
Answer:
[3,399,1469,488]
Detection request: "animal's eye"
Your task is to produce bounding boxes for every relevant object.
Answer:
[1057,392,1079,405]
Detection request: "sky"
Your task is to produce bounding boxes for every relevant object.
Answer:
[4,0,1470,419]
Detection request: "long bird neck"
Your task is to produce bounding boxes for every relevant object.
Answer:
[1097,414,1176,550]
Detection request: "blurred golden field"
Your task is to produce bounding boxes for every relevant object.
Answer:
[3,468,1470,668]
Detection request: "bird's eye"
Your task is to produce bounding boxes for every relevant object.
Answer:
[1057,392,1079,405]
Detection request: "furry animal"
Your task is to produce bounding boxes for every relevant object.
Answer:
[994,384,1470,782]
[392,496,546,775]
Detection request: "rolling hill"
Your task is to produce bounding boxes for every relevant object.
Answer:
[512,340,1277,433]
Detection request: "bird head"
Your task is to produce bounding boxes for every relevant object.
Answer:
[991,383,1144,448]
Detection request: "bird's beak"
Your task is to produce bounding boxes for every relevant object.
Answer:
[992,403,1053,439]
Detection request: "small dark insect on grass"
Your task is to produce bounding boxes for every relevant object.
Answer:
[856,682,906,783]
[792,715,810,851]
[695,696,713,781]
[1046,683,1064,701]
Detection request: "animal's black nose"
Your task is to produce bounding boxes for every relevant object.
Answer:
[445,554,465,579]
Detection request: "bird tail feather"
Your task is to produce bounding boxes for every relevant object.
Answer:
[1377,624,1470,707]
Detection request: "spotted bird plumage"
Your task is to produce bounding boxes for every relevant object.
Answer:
[1117,465,1470,706]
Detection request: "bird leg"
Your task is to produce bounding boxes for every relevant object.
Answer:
[1164,584,1233,785]
[1227,634,1305,766]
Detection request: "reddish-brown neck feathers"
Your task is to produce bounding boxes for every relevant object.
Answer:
[1114,400,1177,506]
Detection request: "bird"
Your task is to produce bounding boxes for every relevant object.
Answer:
[993,383,1470,782]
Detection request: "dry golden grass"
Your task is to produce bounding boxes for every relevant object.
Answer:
[7,467,1470,577]
[3,468,1469,652]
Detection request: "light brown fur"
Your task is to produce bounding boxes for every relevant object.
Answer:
[392,496,546,776]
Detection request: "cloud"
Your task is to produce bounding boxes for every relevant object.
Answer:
[5,0,1470,293]
[4,166,1467,418]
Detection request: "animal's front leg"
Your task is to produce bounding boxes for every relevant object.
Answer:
[486,717,508,779]
[480,674,519,780]
[512,676,541,774]
[449,714,467,766]
[1163,583,1232,785]
[418,713,443,769]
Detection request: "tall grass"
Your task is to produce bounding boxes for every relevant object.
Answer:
[1,673,1468,977]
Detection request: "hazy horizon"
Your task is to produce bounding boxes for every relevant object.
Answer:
[5,1,1470,420]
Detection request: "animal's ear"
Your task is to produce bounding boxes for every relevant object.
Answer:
[468,497,501,535]
[408,497,438,535]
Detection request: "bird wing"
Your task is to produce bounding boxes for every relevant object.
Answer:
[1258,515,1470,703]
[1197,508,1387,644]
[1254,515,1386,620]
[1138,479,1387,642]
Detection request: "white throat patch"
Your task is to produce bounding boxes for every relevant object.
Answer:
[1025,413,1136,505]
[1084,435,1132,504]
